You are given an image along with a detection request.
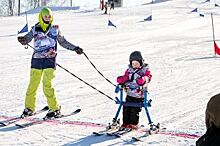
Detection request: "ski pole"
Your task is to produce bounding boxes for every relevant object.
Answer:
[83,52,117,87]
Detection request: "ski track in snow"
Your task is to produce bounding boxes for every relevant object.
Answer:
[1,0,220,145]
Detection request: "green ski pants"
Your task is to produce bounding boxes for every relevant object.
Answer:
[25,68,60,112]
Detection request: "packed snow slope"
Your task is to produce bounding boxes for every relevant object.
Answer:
[1,0,220,145]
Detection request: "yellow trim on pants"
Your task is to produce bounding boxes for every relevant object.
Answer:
[25,68,60,112]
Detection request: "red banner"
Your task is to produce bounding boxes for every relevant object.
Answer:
[214,41,220,55]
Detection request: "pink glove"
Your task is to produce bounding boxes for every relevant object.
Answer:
[136,77,146,86]
[117,76,128,84]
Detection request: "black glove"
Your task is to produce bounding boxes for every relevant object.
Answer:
[17,36,27,45]
[75,46,83,54]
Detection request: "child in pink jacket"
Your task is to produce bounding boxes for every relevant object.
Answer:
[117,51,152,129]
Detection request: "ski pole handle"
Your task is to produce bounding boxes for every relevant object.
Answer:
[24,45,28,49]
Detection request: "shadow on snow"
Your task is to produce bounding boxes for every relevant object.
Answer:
[62,134,117,146]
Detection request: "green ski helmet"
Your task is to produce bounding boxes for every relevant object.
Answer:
[38,7,53,31]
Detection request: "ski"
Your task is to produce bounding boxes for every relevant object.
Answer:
[132,130,151,141]
[0,117,21,126]
[93,119,120,136]
[106,124,146,138]
[15,108,81,128]
[93,127,119,136]
[132,127,163,141]
[0,106,49,126]
[43,108,81,121]
[114,128,133,137]
[107,127,133,137]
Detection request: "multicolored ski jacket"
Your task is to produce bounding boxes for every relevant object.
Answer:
[23,22,78,69]
[121,64,152,98]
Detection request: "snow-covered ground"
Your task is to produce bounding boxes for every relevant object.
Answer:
[1,0,220,145]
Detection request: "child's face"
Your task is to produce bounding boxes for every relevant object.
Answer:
[43,14,52,23]
[131,60,141,69]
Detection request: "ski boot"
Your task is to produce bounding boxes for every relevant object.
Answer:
[127,124,138,130]
[21,108,33,118]
[43,108,61,120]
[107,118,120,130]
[149,123,160,134]
[119,124,138,131]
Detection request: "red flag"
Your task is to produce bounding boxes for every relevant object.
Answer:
[214,41,220,55]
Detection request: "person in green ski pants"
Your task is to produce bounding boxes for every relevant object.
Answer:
[17,7,83,118]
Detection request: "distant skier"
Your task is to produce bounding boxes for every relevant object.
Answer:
[116,51,152,129]
[100,0,104,11]
[104,2,108,14]
[196,93,220,146]
[17,7,83,119]
[110,1,114,10]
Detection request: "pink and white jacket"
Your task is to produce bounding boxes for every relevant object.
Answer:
[117,64,152,98]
